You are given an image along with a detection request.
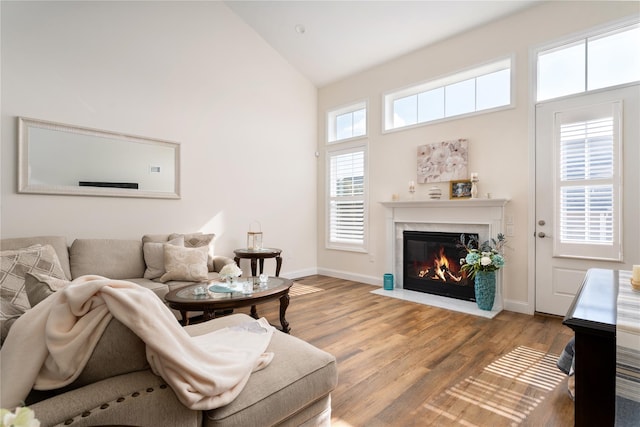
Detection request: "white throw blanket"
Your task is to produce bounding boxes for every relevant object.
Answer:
[0,276,274,410]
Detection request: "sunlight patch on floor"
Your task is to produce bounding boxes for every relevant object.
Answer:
[290,282,325,296]
[422,346,563,425]
[484,346,566,391]
[330,418,354,427]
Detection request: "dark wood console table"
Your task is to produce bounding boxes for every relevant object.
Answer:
[563,268,619,427]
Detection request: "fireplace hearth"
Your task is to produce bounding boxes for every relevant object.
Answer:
[403,231,477,302]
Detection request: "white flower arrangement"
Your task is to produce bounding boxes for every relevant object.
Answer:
[219,263,243,281]
[1,407,40,427]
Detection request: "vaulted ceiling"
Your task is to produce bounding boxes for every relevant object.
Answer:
[225,0,539,87]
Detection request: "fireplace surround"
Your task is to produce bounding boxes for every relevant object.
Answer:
[381,199,508,315]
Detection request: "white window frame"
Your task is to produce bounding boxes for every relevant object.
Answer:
[383,56,514,132]
[327,100,368,144]
[535,18,640,102]
[325,141,368,252]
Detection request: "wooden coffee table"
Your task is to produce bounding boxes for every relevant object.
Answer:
[164,276,292,333]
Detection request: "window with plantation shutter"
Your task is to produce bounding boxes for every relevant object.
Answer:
[554,101,622,260]
[327,144,367,251]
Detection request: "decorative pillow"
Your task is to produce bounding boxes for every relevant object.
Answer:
[1,299,25,347]
[142,236,184,280]
[24,272,71,307]
[0,244,67,311]
[169,233,215,271]
[159,244,209,283]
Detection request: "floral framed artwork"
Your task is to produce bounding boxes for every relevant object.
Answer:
[450,180,472,199]
[417,139,468,183]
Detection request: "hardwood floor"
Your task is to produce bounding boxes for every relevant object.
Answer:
[236,275,575,426]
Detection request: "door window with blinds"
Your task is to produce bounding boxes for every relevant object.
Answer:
[326,144,367,251]
[553,101,622,260]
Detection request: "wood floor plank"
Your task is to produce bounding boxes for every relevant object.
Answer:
[236,275,575,426]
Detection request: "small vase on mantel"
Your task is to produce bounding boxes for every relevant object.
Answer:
[474,270,496,311]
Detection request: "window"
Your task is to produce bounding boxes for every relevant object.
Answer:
[327,101,367,143]
[384,58,512,131]
[326,144,367,251]
[537,23,640,101]
[554,102,622,261]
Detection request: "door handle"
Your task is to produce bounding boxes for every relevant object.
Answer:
[537,232,550,238]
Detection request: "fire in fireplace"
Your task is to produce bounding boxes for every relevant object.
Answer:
[403,231,478,301]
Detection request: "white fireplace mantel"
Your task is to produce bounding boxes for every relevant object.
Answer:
[380,198,509,210]
[380,198,509,316]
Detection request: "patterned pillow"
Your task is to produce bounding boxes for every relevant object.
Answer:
[142,236,184,280]
[24,272,71,307]
[0,244,67,311]
[159,244,209,283]
[169,233,215,271]
[1,298,25,347]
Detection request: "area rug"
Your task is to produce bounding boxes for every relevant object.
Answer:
[421,346,566,425]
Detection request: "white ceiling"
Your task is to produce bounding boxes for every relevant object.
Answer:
[225,0,540,87]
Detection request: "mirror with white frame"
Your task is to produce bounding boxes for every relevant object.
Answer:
[18,117,180,199]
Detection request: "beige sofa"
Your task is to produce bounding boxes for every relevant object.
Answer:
[0,235,338,426]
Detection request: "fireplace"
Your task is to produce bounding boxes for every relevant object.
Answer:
[403,231,477,301]
[381,199,507,316]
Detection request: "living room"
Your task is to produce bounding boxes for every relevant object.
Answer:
[1,1,639,425]
[2,1,639,316]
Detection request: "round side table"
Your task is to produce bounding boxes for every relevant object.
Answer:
[233,248,282,277]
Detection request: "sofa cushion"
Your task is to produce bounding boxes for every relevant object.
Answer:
[24,272,70,307]
[69,318,150,389]
[1,298,24,347]
[0,236,71,280]
[186,314,338,427]
[170,233,215,271]
[159,244,209,283]
[0,244,67,311]
[143,236,184,280]
[70,239,145,279]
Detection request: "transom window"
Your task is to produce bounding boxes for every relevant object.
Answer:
[537,22,640,101]
[327,101,367,143]
[384,57,512,131]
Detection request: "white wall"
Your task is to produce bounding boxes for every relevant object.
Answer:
[316,1,639,313]
[1,1,318,278]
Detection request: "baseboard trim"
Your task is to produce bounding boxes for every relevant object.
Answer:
[282,268,318,280]
[503,298,534,315]
[316,268,380,286]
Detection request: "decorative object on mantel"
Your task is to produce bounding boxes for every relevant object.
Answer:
[459,233,506,310]
[428,186,442,199]
[632,265,640,291]
[470,172,479,199]
[450,180,472,199]
[408,181,416,199]
[417,139,468,183]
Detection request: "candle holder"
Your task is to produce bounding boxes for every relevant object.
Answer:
[470,173,479,199]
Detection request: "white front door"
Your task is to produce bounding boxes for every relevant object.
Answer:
[535,85,640,316]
